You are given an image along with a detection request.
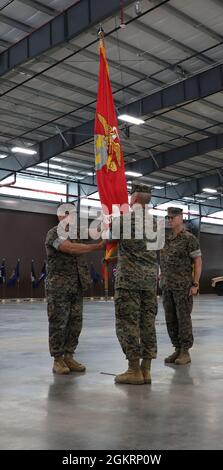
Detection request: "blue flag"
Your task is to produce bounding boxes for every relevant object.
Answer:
[0,259,6,284]
[7,259,20,287]
[33,261,47,288]
[31,260,37,288]
[90,264,101,284]
[36,261,47,288]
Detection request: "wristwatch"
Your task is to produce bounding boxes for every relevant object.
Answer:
[192,282,199,287]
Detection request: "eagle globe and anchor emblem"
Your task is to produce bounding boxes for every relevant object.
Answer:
[95,113,121,172]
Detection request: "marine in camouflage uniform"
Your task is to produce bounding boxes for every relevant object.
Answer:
[45,206,102,374]
[160,207,202,365]
[113,183,158,385]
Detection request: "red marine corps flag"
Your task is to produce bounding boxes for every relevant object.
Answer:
[95,31,129,264]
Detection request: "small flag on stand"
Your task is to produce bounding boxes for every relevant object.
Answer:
[31,260,37,288]
[7,259,20,287]
[0,259,6,285]
[31,260,47,288]
[90,264,101,284]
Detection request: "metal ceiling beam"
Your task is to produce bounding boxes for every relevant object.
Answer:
[196,153,223,165]
[64,41,163,88]
[76,142,223,200]
[0,13,33,33]
[201,97,223,114]
[152,172,223,214]
[150,0,223,42]
[63,171,223,214]
[0,120,53,140]
[124,13,214,66]
[175,158,213,171]
[0,0,135,76]
[104,34,183,71]
[0,77,96,112]
[152,115,213,138]
[176,107,219,127]
[18,0,58,16]
[141,123,188,142]
[125,133,223,176]
[0,94,78,120]
[27,61,223,157]
[14,61,139,99]
[151,196,223,217]
[0,103,85,140]
[120,63,223,118]
[200,204,223,217]
[16,72,98,99]
[0,38,11,49]
[1,61,223,181]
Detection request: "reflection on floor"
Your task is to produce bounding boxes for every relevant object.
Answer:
[0,295,222,450]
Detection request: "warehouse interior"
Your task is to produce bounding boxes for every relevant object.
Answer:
[0,0,223,451]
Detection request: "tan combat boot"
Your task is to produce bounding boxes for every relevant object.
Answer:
[53,357,70,375]
[175,349,191,365]
[141,359,151,384]
[115,359,144,385]
[64,354,86,372]
[164,348,180,364]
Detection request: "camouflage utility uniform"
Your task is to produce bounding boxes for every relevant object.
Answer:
[45,226,91,358]
[114,210,158,361]
[160,228,201,350]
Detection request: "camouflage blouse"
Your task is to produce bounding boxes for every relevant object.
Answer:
[45,226,91,291]
[112,210,158,291]
[160,228,201,290]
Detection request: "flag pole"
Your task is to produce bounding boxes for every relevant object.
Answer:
[30,277,33,303]
[17,278,20,303]
[17,259,20,303]
[97,23,108,301]
[104,260,109,301]
[3,279,5,302]
[1,259,6,302]
[30,260,34,302]
[91,282,94,300]
[97,24,104,43]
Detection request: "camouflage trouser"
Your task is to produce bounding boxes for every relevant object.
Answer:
[162,288,193,350]
[115,288,157,361]
[46,285,83,357]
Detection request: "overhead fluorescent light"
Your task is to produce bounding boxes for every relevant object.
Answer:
[208,196,218,200]
[125,171,143,177]
[195,194,207,198]
[118,114,145,125]
[29,167,45,173]
[0,173,15,186]
[52,157,63,163]
[202,188,217,193]
[196,199,205,203]
[0,154,7,159]
[154,186,164,190]
[38,162,79,174]
[182,197,194,201]
[167,181,178,186]
[11,147,37,155]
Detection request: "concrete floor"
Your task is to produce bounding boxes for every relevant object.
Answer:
[0,295,222,450]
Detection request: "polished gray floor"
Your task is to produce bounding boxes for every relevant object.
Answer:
[0,295,222,450]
